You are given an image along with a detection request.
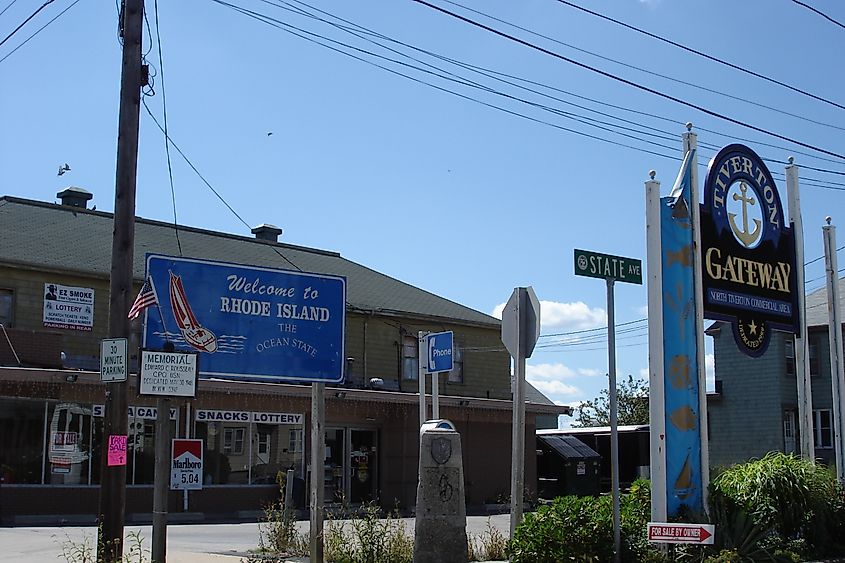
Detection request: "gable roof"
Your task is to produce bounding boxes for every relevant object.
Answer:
[0,196,498,327]
[806,276,845,328]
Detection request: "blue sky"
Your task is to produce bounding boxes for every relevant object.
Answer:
[2,0,843,424]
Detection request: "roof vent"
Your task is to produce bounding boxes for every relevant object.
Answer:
[251,223,283,242]
[57,187,93,209]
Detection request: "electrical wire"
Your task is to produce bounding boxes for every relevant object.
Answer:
[0,0,19,18]
[411,0,845,161]
[554,0,845,113]
[789,0,845,31]
[210,0,682,161]
[0,0,54,49]
[440,0,845,134]
[151,0,181,256]
[141,98,303,272]
[0,0,80,65]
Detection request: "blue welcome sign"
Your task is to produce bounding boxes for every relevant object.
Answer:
[142,254,346,383]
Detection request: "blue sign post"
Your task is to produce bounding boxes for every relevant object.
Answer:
[142,254,346,384]
[426,331,454,374]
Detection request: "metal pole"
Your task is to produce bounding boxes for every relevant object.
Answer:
[99,0,144,557]
[787,159,815,459]
[509,288,526,540]
[418,332,426,428]
[152,398,171,563]
[183,402,190,512]
[432,371,440,419]
[824,220,845,482]
[607,279,621,563]
[309,383,325,563]
[284,468,295,521]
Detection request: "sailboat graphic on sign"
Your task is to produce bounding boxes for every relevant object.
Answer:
[169,271,218,353]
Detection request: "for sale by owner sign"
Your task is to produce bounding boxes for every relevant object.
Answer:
[171,439,203,490]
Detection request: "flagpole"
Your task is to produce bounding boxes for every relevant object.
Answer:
[685,126,710,513]
[646,169,667,523]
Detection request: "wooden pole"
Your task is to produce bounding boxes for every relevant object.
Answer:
[98,0,144,559]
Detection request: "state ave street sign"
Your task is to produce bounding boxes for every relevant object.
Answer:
[574,249,642,285]
[647,522,714,545]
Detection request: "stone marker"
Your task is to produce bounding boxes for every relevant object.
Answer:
[414,425,468,563]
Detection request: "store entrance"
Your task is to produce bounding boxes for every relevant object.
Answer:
[323,427,378,504]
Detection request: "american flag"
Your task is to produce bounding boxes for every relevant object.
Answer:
[127,277,158,320]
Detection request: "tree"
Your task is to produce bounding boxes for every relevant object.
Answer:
[572,374,649,428]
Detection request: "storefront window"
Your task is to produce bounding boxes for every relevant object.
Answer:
[46,402,94,485]
[0,397,46,484]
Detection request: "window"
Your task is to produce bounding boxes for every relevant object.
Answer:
[782,410,797,454]
[223,427,245,455]
[809,338,821,376]
[402,335,418,380]
[813,409,832,449]
[447,344,463,383]
[0,289,13,327]
[785,337,795,377]
[289,428,303,453]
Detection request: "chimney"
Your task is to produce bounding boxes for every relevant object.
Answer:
[56,187,93,209]
[251,223,283,242]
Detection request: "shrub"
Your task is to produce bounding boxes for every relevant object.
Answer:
[711,452,845,555]
[507,482,665,563]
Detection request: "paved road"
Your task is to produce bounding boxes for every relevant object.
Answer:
[0,514,511,563]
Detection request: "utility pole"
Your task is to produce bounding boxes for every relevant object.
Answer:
[98,0,144,560]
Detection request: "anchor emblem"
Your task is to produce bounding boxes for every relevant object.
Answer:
[728,182,762,248]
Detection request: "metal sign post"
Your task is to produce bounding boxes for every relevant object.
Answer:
[501,287,540,539]
[575,249,642,563]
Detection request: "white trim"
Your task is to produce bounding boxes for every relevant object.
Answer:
[685,131,710,512]
[787,163,815,459]
[646,174,667,522]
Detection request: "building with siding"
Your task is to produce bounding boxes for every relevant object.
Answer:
[0,190,569,524]
[707,277,845,470]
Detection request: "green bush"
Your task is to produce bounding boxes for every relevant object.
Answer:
[507,480,665,563]
[711,452,845,556]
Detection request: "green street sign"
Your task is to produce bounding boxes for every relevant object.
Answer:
[574,249,643,285]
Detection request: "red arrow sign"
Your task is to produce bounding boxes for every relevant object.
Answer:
[647,522,715,545]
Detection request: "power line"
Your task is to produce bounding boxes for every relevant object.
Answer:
[411,0,845,161]
[141,99,303,272]
[0,0,54,49]
[0,0,20,18]
[211,0,682,161]
[0,0,80,65]
[539,318,646,338]
[151,0,182,256]
[789,0,845,31]
[440,0,845,134]
[554,0,845,113]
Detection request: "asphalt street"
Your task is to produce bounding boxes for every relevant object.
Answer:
[0,514,511,562]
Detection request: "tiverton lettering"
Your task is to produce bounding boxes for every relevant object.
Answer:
[704,248,790,293]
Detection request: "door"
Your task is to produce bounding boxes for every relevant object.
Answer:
[349,429,378,504]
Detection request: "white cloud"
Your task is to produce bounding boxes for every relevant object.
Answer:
[492,300,606,332]
[578,368,603,377]
[529,379,580,398]
[639,368,649,380]
[636,305,649,317]
[526,363,577,380]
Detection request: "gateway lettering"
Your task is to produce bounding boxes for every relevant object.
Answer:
[705,248,790,293]
[219,298,330,322]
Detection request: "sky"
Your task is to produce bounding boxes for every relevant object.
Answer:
[2,0,844,426]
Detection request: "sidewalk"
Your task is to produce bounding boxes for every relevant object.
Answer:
[0,515,511,563]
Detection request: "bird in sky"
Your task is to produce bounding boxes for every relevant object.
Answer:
[57,163,71,176]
